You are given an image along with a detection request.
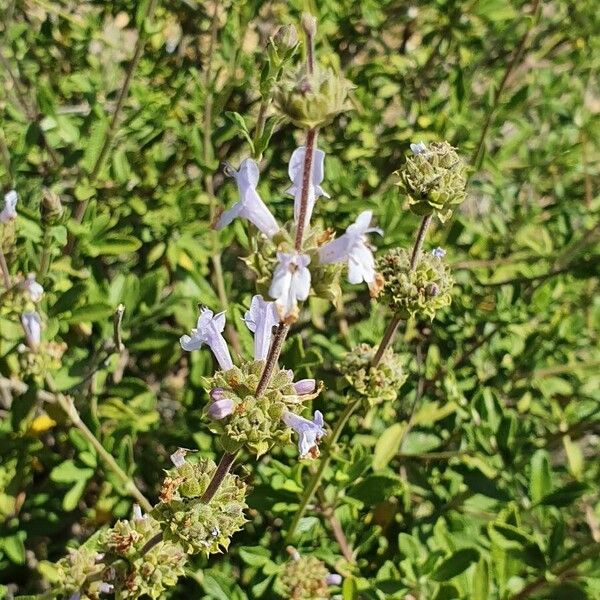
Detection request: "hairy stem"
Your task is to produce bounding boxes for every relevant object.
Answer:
[255,323,290,397]
[201,451,238,503]
[294,128,318,250]
[0,247,10,288]
[372,214,432,366]
[285,397,362,542]
[49,384,152,512]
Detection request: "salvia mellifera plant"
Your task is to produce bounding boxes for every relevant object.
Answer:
[0,12,470,600]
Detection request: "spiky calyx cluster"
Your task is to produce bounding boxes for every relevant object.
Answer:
[54,545,105,598]
[280,555,331,600]
[396,142,467,222]
[204,360,321,456]
[377,248,453,320]
[18,341,66,379]
[338,343,406,406]
[102,515,186,599]
[152,459,247,555]
[275,67,352,129]
[242,225,343,308]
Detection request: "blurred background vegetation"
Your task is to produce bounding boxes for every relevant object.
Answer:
[0,0,599,598]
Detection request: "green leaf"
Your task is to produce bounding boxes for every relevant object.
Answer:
[2,534,26,564]
[342,577,358,599]
[50,460,94,483]
[529,450,552,502]
[87,234,142,256]
[471,559,489,600]
[372,423,404,470]
[431,548,480,581]
[63,479,88,511]
[63,303,113,324]
[539,482,588,508]
[81,117,109,174]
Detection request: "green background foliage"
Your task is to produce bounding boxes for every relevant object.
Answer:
[1,0,599,598]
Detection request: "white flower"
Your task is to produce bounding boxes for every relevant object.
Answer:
[243,294,279,361]
[326,574,343,586]
[431,246,446,258]
[170,448,187,467]
[282,410,326,459]
[216,159,279,237]
[286,146,329,230]
[21,311,42,348]
[410,141,427,154]
[318,210,382,285]
[180,308,234,371]
[0,190,17,223]
[268,252,311,318]
[207,398,235,420]
[23,273,44,302]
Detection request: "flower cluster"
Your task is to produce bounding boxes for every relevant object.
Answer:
[152,457,247,554]
[181,298,326,458]
[215,147,383,321]
[396,141,467,222]
[377,247,454,320]
[278,547,342,599]
[338,343,407,406]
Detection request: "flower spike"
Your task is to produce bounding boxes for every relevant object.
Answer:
[180,308,234,371]
[282,410,326,459]
[215,159,279,237]
[243,295,279,361]
[318,210,382,289]
[269,252,311,319]
[287,146,329,231]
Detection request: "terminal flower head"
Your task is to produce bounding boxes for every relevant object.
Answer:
[269,252,311,320]
[180,308,233,371]
[216,159,279,237]
[243,295,279,361]
[282,410,326,459]
[318,210,382,289]
[0,190,17,223]
[287,146,329,231]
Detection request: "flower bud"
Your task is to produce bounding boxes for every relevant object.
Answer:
[209,387,227,401]
[41,188,63,223]
[273,24,298,52]
[294,379,316,395]
[396,141,467,223]
[301,13,317,38]
[207,398,235,420]
[275,67,353,129]
[326,574,342,586]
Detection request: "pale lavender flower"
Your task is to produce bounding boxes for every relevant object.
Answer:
[0,190,17,223]
[170,448,187,467]
[282,410,326,459]
[23,273,44,302]
[410,141,427,154]
[269,252,311,318]
[180,308,233,371]
[287,146,329,230]
[294,379,316,395]
[432,246,446,258]
[318,210,382,286]
[216,159,279,237]
[69,593,81,600]
[207,398,235,420]
[243,294,279,361]
[98,583,114,594]
[21,311,41,348]
[210,387,227,401]
[132,505,143,521]
[326,574,342,586]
